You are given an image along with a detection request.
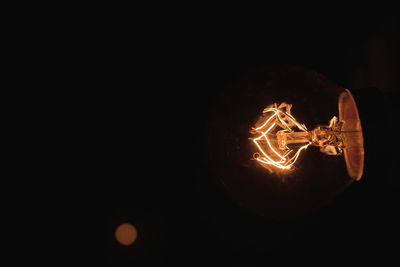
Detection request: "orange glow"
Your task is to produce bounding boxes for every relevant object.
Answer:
[254,111,279,131]
[250,104,311,170]
[115,223,137,246]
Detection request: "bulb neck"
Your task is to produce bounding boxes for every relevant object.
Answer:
[277,123,346,155]
[277,130,310,150]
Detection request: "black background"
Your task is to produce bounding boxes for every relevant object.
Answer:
[99,14,399,266]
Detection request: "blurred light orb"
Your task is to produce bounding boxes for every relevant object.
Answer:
[115,223,137,246]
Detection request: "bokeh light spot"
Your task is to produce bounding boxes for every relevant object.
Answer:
[115,223,137,246]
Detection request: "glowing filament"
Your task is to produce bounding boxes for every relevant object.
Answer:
[250,103,311,170]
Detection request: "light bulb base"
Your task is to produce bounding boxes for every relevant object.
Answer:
[347,87,390,185]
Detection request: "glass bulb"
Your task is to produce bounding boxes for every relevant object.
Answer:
[208,65,365,219]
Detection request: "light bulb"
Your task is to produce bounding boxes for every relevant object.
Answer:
[249,89,364,181]
[208,65,367,219]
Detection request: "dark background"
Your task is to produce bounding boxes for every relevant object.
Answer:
[100,15,399,266]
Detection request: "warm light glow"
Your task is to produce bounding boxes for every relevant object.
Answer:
[115,223,137,246]
[250,102,346,171]
[250,103,311,170]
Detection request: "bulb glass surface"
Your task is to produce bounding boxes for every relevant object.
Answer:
[208,65,365,219]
